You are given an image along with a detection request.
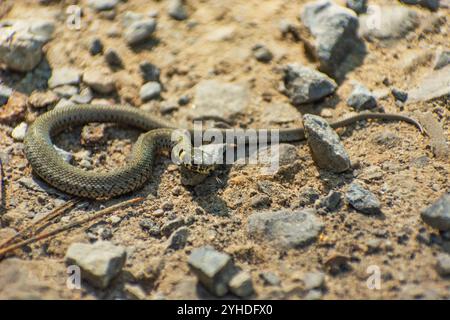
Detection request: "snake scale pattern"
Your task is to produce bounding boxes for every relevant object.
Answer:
[24,104,423,199]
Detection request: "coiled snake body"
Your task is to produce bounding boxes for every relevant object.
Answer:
[24,104,423,199]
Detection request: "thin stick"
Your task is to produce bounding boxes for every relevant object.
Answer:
[0,197,143,258]
[0,199,82,249]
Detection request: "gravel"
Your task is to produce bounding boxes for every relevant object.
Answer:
[346,183,381,214]
[391,88,408,102]
[89,38,103,55]
[83,67,115,94]
[139,61,161,82]
[64,241,127,289]
[420,193,450,231]
[188,246,236,296]
[247,209,324,249]
[140,81,162,101]
[161,217,184,236]
[252,44,273,63]
[347,83,377,110]
[303,114,351,173]
[104,48,123,68]
[282,64,337,105]
[315,190,342,212]
[166,226,189,250]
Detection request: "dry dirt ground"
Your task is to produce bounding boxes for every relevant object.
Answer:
[0,0,449,300]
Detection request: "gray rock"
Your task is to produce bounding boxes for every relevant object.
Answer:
[54,145,73,163]
[346,0,367,14]
[11,122,27,141]
[139,61,161,82]
[104,48,123,68]
[316,190,341,211]
[420,193,450,231]
[282,64,337,105]
[252,44,273,63]
[88,0,120,11]
[301,0,360,76]
[166,226,189,250]
[436,253,450,276]
[48,68,81,88]
[89,38,103,55]
[391,88,408,102]
[161,217,184,236]
[140,81,162,101]
[359,6,419,41]
[346,183,381,214]
[188,246,235,296]
[434,50,450,70]
[83,67,115,94]
[408,65,450,103]
[229,271,254,297]
[247,209,324,249]
[0,23,45,72]
[191,80,249,122]
[303,114,351,173]
[124,19,157,46]
[168,0,188,21]
[139,219,160,237]
[0,85,13,106]
[302,271,325,290]
[260,272,281,286]
[347,83,377,110]
[399,0,440,11]
[64,241,127,289]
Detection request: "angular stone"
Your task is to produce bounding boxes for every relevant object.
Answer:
[65,241,127,289]
[247,209,324,249]
[347,83,377,110]
[346,182,381,214]
[188,246,235,296]
[421,193,450,231]
[282,64,337,105]
[166,226,189,250]
[229,271,254,297]
[303,114,351,173]
[48,67,81,88]
[301,0,361,76]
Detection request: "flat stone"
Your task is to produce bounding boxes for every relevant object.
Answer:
[359,6,419,41]
[188,246,235,296]
[11,122,27,141]
[140,81,162,101]
[408,65,450,103]
[347,83,377,110]
[421,193,450,231]
[191,80,249,122]
[247,209,324,249]
[346,182,381,214]
[65,241,127,289]
[282,64,337,105]
[48,67,81,88]
[303,114,351,173]
[83,67,115,94]
[0,22,45,72]
[301,0,361,76]
[88,0,120,11]
[228,271,254,298]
